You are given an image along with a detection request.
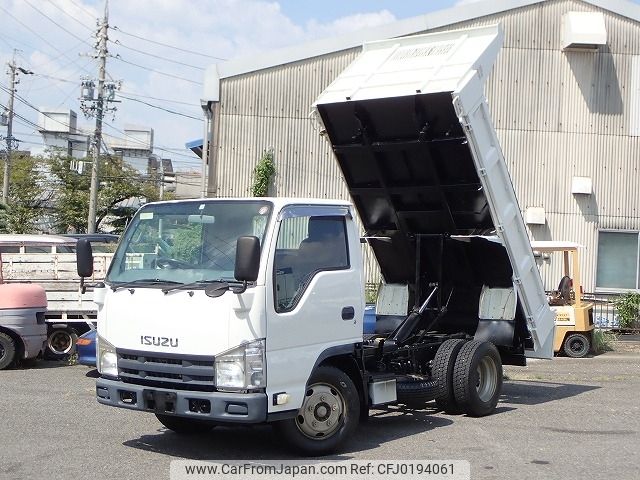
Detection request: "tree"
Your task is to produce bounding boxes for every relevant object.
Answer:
[0,153,48,233]
[49,153,162,234]
[0,202,8,233]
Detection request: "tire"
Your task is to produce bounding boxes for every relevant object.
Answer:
[155,414,215,434]
[433,339,466,413]
[46,328,78,359]
[396,375,438,408]
[0,332,17,370]
[274,366,360,456]
[453,340,502,417]
[563,333,590,358]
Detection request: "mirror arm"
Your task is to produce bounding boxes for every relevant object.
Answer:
[80,277,86,294]
[232,281,248,295]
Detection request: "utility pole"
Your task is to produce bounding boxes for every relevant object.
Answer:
[86,2,109,233]
[2,51,18,205]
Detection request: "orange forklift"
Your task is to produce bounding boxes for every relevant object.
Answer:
[531,241,595,358]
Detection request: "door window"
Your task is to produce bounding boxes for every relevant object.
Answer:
[274,215,349,312]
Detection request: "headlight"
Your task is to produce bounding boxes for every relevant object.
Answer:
[97,335,118,378]
[215,339,265,391]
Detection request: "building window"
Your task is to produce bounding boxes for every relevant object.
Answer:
[596,231,639,290]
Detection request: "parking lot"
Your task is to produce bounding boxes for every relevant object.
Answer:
[1,343,639,480]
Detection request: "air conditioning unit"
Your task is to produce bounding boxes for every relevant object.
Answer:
[561,12,607,51]
[525,207,546,225]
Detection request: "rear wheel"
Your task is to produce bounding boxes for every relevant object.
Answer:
[0,332,17,370]
[155,414,215,434]
[433,339,466,413]
[274,366,360,456]
[563,333,590,358]
[453,340,502,417]
[46,327,78,359]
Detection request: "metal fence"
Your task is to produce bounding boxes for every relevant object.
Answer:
[582,292,640,332]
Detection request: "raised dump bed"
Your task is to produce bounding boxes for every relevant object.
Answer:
[314,24,555,358]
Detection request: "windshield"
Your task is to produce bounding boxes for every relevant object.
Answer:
[106,200,272,286]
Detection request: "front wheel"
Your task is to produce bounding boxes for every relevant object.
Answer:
[155,414,215,434]
[274,366,360,456]
[563,333,590,358]
[0,332,17,370]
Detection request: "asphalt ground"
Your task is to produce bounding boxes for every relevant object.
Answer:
[1,343,639,480]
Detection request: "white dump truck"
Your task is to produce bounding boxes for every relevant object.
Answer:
[77,25,555,455]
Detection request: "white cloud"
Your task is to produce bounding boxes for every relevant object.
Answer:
[306,10,396,38]
[0,0,398,170]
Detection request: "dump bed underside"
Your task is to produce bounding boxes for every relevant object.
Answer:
[313,25,555,358]
[317,93,491,285]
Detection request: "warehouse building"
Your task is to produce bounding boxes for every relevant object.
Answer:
[200,0,640,293]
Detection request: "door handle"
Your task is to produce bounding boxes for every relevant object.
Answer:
[342,306,355,320]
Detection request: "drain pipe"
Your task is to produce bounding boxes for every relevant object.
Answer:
[201,64,220,198]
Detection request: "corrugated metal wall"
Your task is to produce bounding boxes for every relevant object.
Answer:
[214,0,640,290]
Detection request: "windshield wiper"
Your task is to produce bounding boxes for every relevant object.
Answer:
[161,279,240,295]
[109,278,182,292]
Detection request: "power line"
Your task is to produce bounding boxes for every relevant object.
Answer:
[0,85,78,134]
[112,56,203,85]
[44,0,95,32]
[111,26,226,61]
[0,4,92,76]
[4,103,203,169]
[118,94,201,121]
[3,95,202,165]
[0,33,15,50]
[66,0,96,20]
[30,72,77,85]
[23,0,93,45]
[109,39,205,70]
[119,90,199,107]
[0,31,40,51]
[101,121,202,162]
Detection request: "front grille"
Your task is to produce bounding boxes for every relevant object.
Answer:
[117,349,215,391]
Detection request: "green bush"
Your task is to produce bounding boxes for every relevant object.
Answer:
[592,329,617,354]
[613,292,640,329]
[365,283,380,304]
[251,149,276,197]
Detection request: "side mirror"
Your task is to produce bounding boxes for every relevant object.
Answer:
[77,239,94,294]
[234,236,260,283]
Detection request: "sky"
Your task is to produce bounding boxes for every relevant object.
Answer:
[0,0,638,171]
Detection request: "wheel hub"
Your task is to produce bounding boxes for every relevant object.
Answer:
[48,331,73,355]
[296,384,344,439]
[476,356,498,403]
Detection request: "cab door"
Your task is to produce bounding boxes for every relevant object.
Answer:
[265,205,363,414]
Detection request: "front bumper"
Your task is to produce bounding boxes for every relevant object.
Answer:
[96,377,267,424]
[22,334,47,360]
